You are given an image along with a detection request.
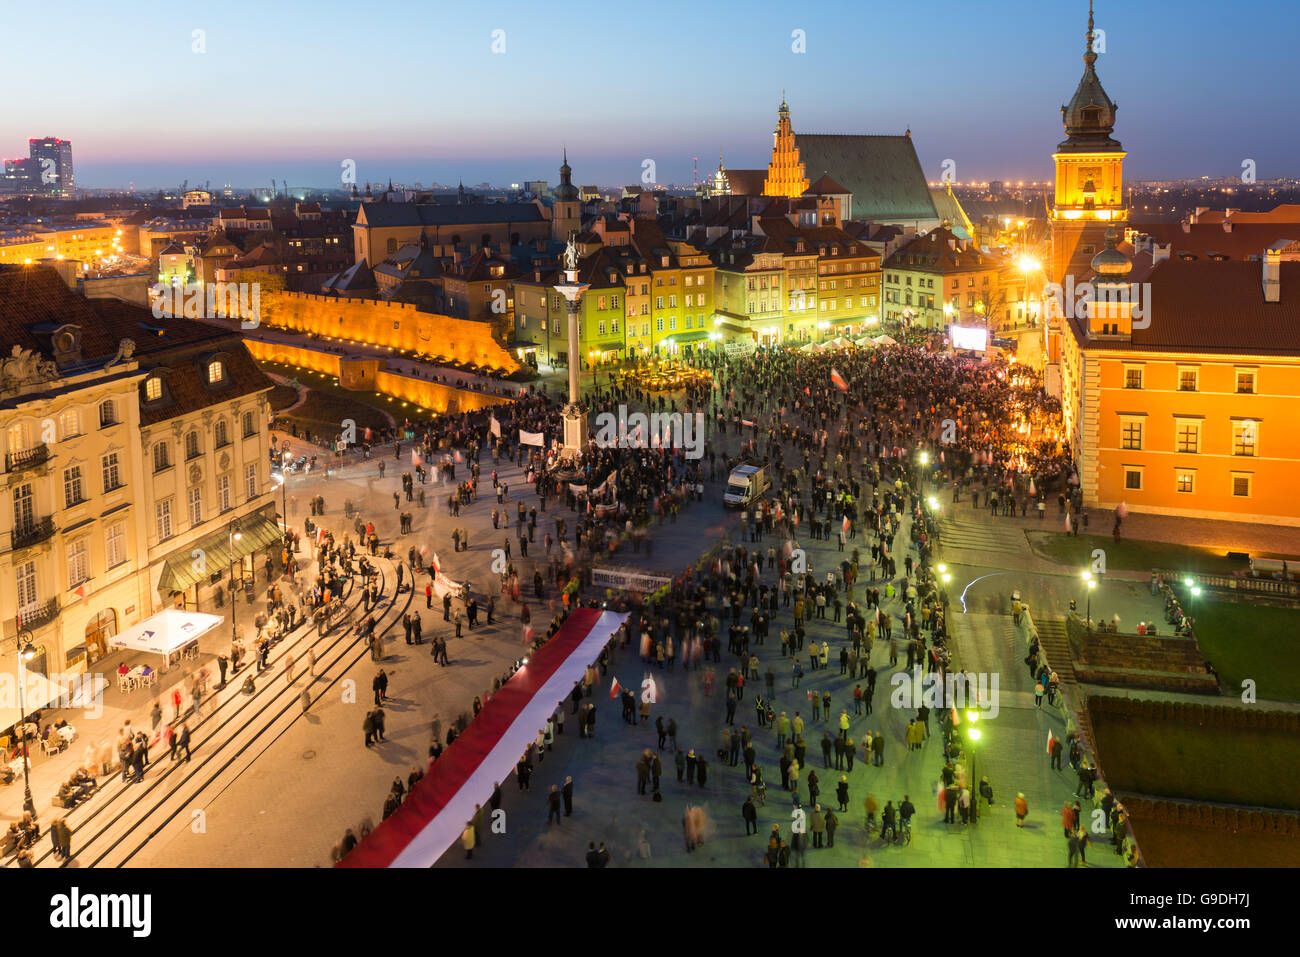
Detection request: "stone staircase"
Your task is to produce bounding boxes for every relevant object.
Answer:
[1032,617,1095,750]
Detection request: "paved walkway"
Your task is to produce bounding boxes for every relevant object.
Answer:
[433,503,1123,868]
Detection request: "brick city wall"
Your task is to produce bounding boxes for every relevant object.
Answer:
[244,339,513,416]
[270,291,521,374]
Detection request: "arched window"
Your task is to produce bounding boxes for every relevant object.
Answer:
[98,400,117,428]
[60,409,81,439]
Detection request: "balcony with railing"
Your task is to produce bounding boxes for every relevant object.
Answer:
[13,597,59,632]
[11,516,56,551]
[5,444,49,473]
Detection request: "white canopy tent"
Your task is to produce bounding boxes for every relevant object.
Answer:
[110,609,223,664]
[853,336,877,347]
[823,336,854,351]
[798,342,822,353]
[873,334,899,346]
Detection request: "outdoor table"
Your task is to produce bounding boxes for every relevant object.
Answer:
[57,726,76,744]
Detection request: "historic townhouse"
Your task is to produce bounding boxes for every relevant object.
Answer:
[0,266,275,689]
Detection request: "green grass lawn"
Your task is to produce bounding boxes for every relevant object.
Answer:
[1184,593,1300,702]
[1091,707,1300,811]
[257,360,422,426]
[1028,531,1246,575]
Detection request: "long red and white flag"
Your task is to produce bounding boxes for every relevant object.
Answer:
[830,368,849,392]
[609,676,621,700]
[340,609,628,868]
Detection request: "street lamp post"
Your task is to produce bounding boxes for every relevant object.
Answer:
[966,711,981,824]
[14,631,37,817]
[1081,570,1098,631]
[229,520,243,645]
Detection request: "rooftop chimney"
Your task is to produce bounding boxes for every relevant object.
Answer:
[1223,220,1233,233]
[1151,243,1171,265]
[1263,248,1281,303]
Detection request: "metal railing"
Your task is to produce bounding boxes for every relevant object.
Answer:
[13,597,59,632]
[5,444,49,473]
[11,516,56,551]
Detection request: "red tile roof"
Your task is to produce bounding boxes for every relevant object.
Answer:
[1070,258,1300,355]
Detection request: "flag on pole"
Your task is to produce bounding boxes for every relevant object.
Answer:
[830,368,849,392]
[411,449,423,467]
[842,515,850,535]
[741,419,756,428]
[609,677,621,700]
[1047,730,1056,755]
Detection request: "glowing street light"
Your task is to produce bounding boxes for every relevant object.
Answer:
[1082,570,1097,630]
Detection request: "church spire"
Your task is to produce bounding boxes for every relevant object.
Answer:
[1084,0,1097,67]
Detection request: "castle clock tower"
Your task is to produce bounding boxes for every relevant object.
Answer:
[1050,2,1127,286]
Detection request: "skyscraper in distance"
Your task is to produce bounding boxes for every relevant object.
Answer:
[28,136,74,198]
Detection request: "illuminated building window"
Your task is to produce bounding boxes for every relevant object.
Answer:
[1124,366,1143,389]
[145,377,163,401]
[1175,421,1200,454]
[1232,421,1258,457]
[1236,370,1256,394]
[1177,367,1199,392]
[1120,419,1143,451]
[1175,470,1196,494]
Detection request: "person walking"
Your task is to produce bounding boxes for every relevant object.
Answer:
[1015,792,1029,828]
[547,785,562,825]
[562,776,574,816]
[743,796,758,835]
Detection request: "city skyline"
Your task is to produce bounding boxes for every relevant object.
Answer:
[4,0,1298,190]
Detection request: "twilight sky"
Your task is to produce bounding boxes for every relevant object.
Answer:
[4,0,1297,190]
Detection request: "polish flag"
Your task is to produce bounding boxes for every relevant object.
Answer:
[431,553,441,577]
[316,526,327,545]
[803,386,811,396]
[842,515,850,535]
[411,450,423,467]
[75,584,88,604]
[1047,730,1056,755]
[741,419,756,428]
[609,676,621,700]
[830,368,848,392]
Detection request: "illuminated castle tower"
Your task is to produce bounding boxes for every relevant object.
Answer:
[1050,2,1127,286]
[763,94,810,198]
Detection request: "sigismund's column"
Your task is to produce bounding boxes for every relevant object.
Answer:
[553,239,590,462]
